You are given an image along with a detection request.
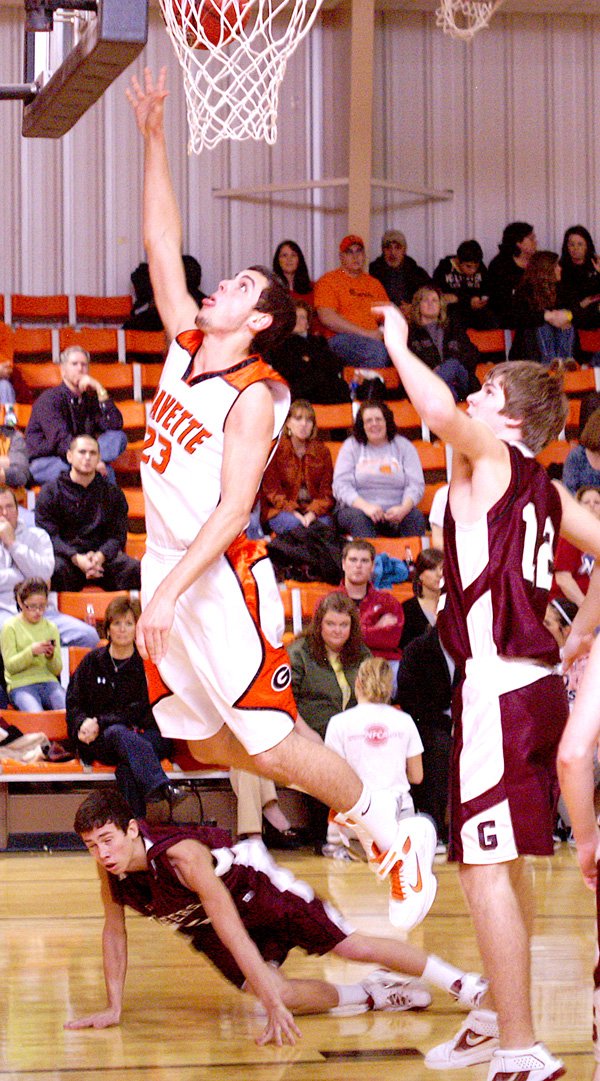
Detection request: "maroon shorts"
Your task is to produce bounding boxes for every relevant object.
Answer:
[186,862,349,988]
[448,672,568,864]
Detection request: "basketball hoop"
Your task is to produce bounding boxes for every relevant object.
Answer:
[435,0,503,40]
[159,0,324,152]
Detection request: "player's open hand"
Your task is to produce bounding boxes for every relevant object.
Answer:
[255,1002,301,1047]
[64,1006,121,1030]
[575,835,600,891]
[136,592,175,664]
[126,67,169,138]
[371,303,409,349]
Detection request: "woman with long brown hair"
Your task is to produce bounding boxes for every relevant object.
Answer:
[510,250,575,362]
[287,593,370,851]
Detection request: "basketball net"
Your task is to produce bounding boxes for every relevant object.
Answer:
[435,0,504,40]
[159,0,324,151]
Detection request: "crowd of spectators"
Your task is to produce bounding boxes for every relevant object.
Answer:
[1,217,599,855]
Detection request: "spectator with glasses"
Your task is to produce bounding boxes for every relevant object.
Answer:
[0,577,66,711]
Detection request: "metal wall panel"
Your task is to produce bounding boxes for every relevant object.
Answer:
[1,5,600,296]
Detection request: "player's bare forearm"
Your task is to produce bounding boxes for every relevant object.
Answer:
[128,67,196,339]
[558,634,600,888]
[553,571,586,608]
[564,565,600,667]
[372,304,459,438]
[102,920,127,1017]
[371,305,504,474]
[64,903,127,1029]
[169,843,300,1044]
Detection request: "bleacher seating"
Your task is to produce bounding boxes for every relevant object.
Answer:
[124,329,167,364]
[565,398,581,439]
[59,327,121,362]
[577,329,600,358]
[137,361,162,400]
[12,327,56,363]
[122,487,146,531]
[11,294,69,326]
[126,533,146,560]
[16,362,61,396]
[563,367,599,396]
[313,402,353,434]
[75,295,132,326]
[466,327,509,358]
[387,400,424,439]
[56,590,130,628]
[86,362,134,399]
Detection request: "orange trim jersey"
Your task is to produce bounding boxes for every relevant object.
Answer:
[140,331,291,551]
[139,331,296,752]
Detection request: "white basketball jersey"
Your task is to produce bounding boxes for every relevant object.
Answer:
[140,331,290,550]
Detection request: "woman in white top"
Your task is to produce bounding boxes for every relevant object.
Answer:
[325,657,423,856]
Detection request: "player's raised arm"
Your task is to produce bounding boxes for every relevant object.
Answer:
[372,303,507,463]
[167,840,301,1046]
[64,867,128,1030]
[557,633,600,890]
[126,67,199,340]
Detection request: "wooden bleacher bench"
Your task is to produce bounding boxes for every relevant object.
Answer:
[0,708,229,850]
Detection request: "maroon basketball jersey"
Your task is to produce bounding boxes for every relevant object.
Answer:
[108,822,231,929]
[438,443,562,667]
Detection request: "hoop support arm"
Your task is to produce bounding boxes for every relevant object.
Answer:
[213,177,453,200]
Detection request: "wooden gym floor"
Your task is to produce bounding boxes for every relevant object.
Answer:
[0,844,595,1080]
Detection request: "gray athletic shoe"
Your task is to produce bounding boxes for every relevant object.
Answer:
[449,971,489,1009]
[424,1009,499,1069]
[361,970,432,1012]
[487,1043,565,1080]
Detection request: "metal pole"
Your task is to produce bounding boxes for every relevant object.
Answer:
[0,84,38,101]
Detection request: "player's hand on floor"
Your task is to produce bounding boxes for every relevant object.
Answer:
[64,1007,121,1030]
[255,1003,301,1047]
[136,593,175,663]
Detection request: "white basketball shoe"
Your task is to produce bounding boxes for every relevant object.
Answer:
[361,970,432,1012]
[424,1009,500,1069]
[487,1043,565,1080]
[449,971,490,1009]
[371,814,438,931]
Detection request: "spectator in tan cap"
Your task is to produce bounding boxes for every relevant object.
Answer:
[369,229,430,315]
[314,235,392,369]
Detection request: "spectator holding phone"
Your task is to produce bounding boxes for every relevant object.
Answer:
[0,577,65,711]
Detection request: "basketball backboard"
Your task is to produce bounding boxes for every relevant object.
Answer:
[3,1,148,138]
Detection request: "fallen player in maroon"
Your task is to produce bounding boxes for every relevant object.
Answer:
[65,790,486,1046]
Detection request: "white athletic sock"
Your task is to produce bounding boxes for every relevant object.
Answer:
[422,954,467,995]
[334,983,369,1008]
[338,787,397,852]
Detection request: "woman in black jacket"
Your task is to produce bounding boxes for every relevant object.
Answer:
[66,596,185,815]
[408,286,480,401]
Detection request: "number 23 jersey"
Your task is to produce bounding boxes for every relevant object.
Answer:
[140,331,290,551]
[438,442,562,668]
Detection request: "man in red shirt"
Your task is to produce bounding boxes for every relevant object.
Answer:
[337,540,404,689]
